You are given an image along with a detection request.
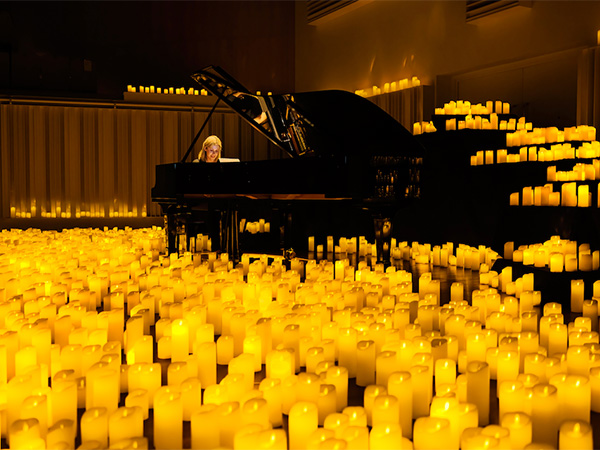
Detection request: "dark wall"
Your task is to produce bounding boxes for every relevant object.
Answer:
[0,1,295,99]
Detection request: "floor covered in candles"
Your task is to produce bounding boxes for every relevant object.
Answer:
[1,227,599,449]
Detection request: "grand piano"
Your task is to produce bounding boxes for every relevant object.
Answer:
[151,66,424,261]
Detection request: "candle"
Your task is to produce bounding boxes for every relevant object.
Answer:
[108,406,143,445]
[80,407,108,447]
[387,371,412,438]
[317,384,337,426]
[288,401,319,450]
[498,380,525,420]
[369,423,403,450]
[571,280,585,313]
[191,404,220,449]
[559,420,593,450]
[413,416,454,450]
[356,340,376,386]
[9,418,44,450]
[371,395,400,428]
[532,383,559,447]
[466,361,490,425]
[153,386,182,449]
[501,412,532,449]
[324,366,348,411]
[562,374,591,422]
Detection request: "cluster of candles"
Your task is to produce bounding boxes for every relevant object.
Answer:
[412,122,437,135]
[434,100,510,116]
[1,226,599,449]
[354,77,421,98]
[126,86,208,96]
[504,237,600,274]
[471,142,600,166]
[242,220,271,235]
[509,182,600,208]
[444,116,532,132]
[9,205,148,220]
[506,126,597,147]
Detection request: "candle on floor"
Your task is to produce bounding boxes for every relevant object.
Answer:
[153,386,182,449]
[559,420,593,450]
[80,407,108,447]
[191,404,220,449]
[108,406,143,445]
[387,371,412,438]
[288,401,319,450]
[413,416,454,450]
[532,383,559,447]
[369,423,403,450]
[500,412,532,449]
[466,361,490,425]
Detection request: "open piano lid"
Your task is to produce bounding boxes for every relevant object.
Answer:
[191,66,424,159]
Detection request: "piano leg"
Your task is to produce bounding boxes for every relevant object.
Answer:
[373,215,392,265]
[164,210,178,255]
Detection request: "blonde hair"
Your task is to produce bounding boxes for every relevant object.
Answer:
[198,135,222,161]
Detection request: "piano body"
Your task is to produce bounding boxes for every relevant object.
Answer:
[151,66,424,261]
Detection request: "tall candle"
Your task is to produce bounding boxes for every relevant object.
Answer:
[153,386,182,449]
[387,371,413,438]
[532,383,559,447]
[191,404,220,449]
[259,378,283,427]
[80,407,108,447]
[466,361,489,425]
[288,401,319,450]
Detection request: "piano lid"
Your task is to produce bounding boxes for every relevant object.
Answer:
[191,66,424,159]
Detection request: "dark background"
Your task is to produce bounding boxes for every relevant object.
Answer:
[0,1,296,98]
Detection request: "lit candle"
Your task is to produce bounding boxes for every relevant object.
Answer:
[108,406,143,445]
[559,420,593,450]
[531,383,559,447]
[369,423,403,450]
[387,371,412,438]
[324,366,348,411]
[191,404,220,449]
[466,361,489,425]
[288,401,319,450]
[153,386,182,449]
[356,340,376,386]
[413,416,454,450]
[500,412,532,449]
[372,395,400,428]
[80,407,108,447]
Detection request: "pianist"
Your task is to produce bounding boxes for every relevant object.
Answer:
[197,135,222,163]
